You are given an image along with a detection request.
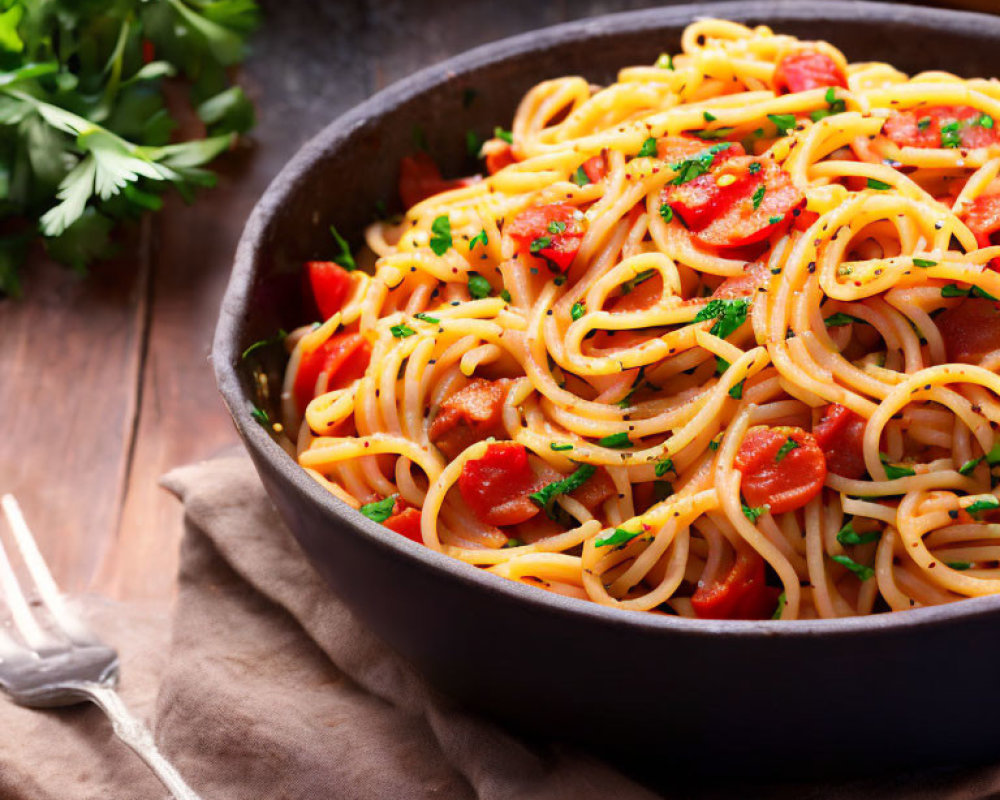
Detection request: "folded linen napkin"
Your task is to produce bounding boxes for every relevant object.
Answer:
[1,454,998,799]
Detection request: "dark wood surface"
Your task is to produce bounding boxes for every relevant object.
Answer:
[0,0,992,600]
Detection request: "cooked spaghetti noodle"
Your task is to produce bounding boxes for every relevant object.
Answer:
[274,19,1000,620]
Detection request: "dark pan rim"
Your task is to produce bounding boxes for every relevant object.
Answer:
[214,0,1000,641]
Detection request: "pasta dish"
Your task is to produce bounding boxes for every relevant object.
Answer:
[271,20,1000,620]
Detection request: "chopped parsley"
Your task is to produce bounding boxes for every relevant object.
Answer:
[703,111,717,122]
[598,432,632,448]
[940,121,962,148]
[429,215,452,255]
[572,165,591,186]
[500,288,512,303]
[659,203,674,223]
[716,356,730,375]
[414,312,440,324]
[966,496,1000,516]
[809,87,847,122]
[529,464,597,518]
[824,312,859,328]
[976,113,995,129]
[655,53,674,70]
[242,329,288,360]
[767,214,783,225]
[530,236,552,254]
[768,113,797,135]
[866,178,892,191]
[947,561,973,571]
[504,538,524,548]
[693,127,733,140]
[329,225,358,271]
[571,302,585,321]
[637,136,658,157]
[959,456,983,475]
[655,458,675,477]
[941,283,999,301]
[548,220,567,235]
[595,527,641,548]
[879,453,915,480]
[250,406,270,426]
[912,258,937,268]
[669,143,732,185]
[742,504,768,523]
[836,520,880,546]
[622,269,656,294]
[694,298,750,339]
[494,126,513,144]
[772,592,787,620]
[832,554,874,581]
[774,437,799,463]
[468,271,492,299]
[390,323,416,338]
[752,185,766,210]
[550,443,574,452]
[469,229,488,250]
[917,116,931,131]
[748,162,762,174]
[359,495,396,523]
[728,380,744,399]
[709,434,722,450]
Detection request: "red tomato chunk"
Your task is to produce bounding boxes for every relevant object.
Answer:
[385,497,422,543]
[962,193,1000,256]
[692,550,780,620]
[307,260,354,320]
[458,442,545,527]
[429,378,509,459]
[883,106,1000,151]
[773,49,847,94]
[293,333,371,414]
[937,298,1000,364]
[813,404,867,480]
[507,203,586,272]
[581,154,608,183]
[486,143,516,174]
[735,426,827,514]
[663,155,805,250]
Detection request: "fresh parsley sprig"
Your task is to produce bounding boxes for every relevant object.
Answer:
[0,0,259,295]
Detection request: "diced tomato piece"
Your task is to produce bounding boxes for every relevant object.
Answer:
[458,442,543,527]
[735,426,827,514]
[692,549,781,620]
[883,106,1000,151]
[429,378,509,459]
[664,157,804,249]
[962,193,1000,259]
[398,152,479,208]
[773,49,847,94]
[306,260,354,320]
[657,137,745,165]
[384,497,422,543]
[293,333,371,413]
[792,209,820,232]
[485,143,516,174]
[581,154,608,183]
[611,272,663,312]
[506,203,586,272]
[813,404,867,480]
[937,298,1000,364]
[712,260,770,299]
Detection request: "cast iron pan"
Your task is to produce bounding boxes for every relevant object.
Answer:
[214,1,1000,783]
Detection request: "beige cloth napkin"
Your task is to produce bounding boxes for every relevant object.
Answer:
[2,454,999,799]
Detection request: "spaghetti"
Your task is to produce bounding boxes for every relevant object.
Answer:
[274,19,1000,620]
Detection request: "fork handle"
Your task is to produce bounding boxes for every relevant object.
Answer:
[80,682,203,800]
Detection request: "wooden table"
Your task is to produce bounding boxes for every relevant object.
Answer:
[0,0,990,601]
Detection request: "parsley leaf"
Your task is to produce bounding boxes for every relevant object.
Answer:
[879,453,915,480]
[940,121,962,148]
[824,312,859,328]
[694,298,750,339]
[772,592,787,620]
[622,269,655,294]
[669,142,732,185]
[571,301,585,321]
[659,202,674,223]
[752,184,766,210]
[360,495,396,523]
[959,456,983,475]
[467,271,492,299]
[329,225,357,270]
[595,527,642,547]
[548,220,567,234]
[414,312,439,324]
[429,215,452,255]
[976,113,995,129]
[774,437,799,463]
[831,554,874,581]
[966,497,1000,516]
[768,113,797,135]
[912,258,937,268]
[598,432,632,448]
[469,229,488,250]
[242,328,287,360]
[654,53,674,70]
[655,458,675,477]
[866,178,892,191]
[742,504,768,523]
[836,520,881,546]
[550,443,574,452]
[250,405,269,426]
[729,380,744,399]
[637,136,657,157]
[390,323,416,338]
[947,561,973,571]
[917,116,931,131]
[529,464,597,518]
[494,126,513,144]
[572,165,591,186]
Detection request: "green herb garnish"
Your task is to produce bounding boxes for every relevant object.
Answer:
[637,136,657,157]
[655,458,675,477]
[669,142,732,185]
[959,457,983,476]
[774,437,799,463]
[831,554,874,581]
[530,235,551,254]
[242,329,287,360]
[571,301,585,321]
[330,225,357,270]
[654,53,674,70]
[836,520,880,546]
[548,220,567,234]
[772,592,787,620]
[729,380,744,399]
[595,527,641,548]
[694,298,750,339]
[947,561,972,570]
[742,504,768,523]
[622,269,655,294]
[880,453,915,480]
[529,464,597,518]
[250,406,269,426]
[494,126,513,144]
[469,229,488,250]
[659,202,674,223]
[390,323,416,338]
[866,178,892,191]
[940,121,962,148]
[550,443,574,452]
[824,312,859,328]
[414,312,439,324]
[912,258,937,268]
[752,185,766,210]
[572,165,591,186]
[768,113,797,135]
[429,215,452,255]
[598,432,632,449]
[360,495,396,523]
[966,497,1000,516]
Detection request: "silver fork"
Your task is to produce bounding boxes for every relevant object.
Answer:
[0,494,201,800]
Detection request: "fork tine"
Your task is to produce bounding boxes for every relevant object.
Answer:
[0,495,93,646]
